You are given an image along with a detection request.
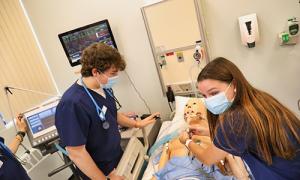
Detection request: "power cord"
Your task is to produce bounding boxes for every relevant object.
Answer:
[20,143,30,153]
[189,61,201,98]
[124,70,151,114]
[56,151,64,162]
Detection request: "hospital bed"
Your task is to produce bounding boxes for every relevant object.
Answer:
[116,116,162,179]
[116,96,191,180]
[137,96,254,180]
[140,96,218,179]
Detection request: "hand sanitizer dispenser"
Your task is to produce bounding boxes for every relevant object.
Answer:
[278,17,299,45]
[238,13,260,48]
[288,17,299,36]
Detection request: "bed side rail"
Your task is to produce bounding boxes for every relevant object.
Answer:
[116,136,146,180]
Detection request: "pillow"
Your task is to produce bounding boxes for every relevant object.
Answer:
[174,96,190,118]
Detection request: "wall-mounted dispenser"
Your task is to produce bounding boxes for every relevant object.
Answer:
[279,17,299,45]
[238,13,260,48]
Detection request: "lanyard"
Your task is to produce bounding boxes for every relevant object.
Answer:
[80,78,108,125]
[0,141,14,159]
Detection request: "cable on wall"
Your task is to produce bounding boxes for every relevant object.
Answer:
[124,70,151,114]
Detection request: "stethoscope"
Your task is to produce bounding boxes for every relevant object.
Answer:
[105,88,122,110]
[81,78,111,129]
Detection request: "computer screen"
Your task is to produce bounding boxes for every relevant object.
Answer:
[24,99,59,148]
[27,107,56,138]
[58,19,117,67]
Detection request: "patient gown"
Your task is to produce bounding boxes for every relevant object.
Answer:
[154,156,236,180]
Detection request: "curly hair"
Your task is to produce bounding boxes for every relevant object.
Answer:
[80,43,126,77]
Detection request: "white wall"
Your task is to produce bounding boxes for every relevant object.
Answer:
[21,0,300,117]
[144,0,200,50]
[201,0,300,116]
[160,49,206,85]
[21,0,170,118]
[143,0,206,88]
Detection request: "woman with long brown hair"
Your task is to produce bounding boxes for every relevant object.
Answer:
[179,57,300,179]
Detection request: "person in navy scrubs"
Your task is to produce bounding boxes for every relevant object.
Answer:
[179,57,300,179]
[55,43,159,180]
[0,114,30,180]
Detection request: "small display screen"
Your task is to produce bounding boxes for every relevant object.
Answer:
[58,19,117,67]
[27,107,56,135]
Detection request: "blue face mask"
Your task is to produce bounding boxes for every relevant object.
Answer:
[204,82,233,115]
[102,75,119,89]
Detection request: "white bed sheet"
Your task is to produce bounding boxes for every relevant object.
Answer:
[142,120,172,180]
[142,117,190,180]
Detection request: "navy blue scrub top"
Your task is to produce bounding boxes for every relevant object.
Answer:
[213,113,300,180]
[55,82,122,177]
[0,137,30,180]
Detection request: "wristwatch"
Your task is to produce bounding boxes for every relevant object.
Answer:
[16,131,26,138]
[185,139,192,148]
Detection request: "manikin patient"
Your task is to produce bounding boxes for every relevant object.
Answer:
[152,98,249,180]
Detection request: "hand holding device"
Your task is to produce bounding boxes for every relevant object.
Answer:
[179,131,190,145]
[16,113,27,132]
[188,120,210,137]
[136,112,160,128]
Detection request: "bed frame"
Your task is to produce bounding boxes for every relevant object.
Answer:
[116,128,149,179]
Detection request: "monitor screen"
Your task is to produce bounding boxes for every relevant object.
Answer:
[24,99,59,142]
[27,107,56,137]
[58,19,117,67]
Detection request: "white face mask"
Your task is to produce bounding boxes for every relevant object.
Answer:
[95,72,119,89]
[102,75,119,89]
[94,75,103,89]
[204,82,233,115]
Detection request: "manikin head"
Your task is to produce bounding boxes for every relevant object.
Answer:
[184,98,207,126]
